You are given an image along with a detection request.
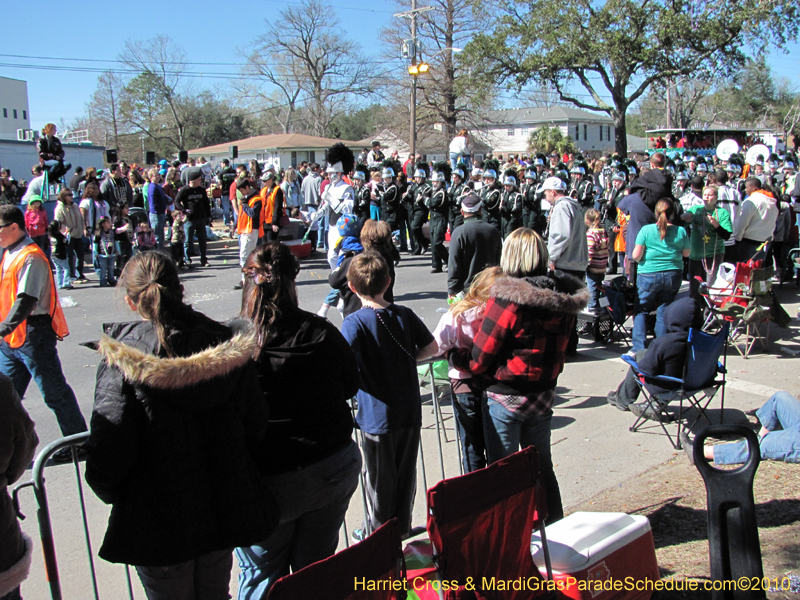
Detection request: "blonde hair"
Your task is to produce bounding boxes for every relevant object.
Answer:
[702,186,718,199]
[451,266,502,319]
[654,199,675,240]
[42,123,56,136]
[584,208,601,226]
[500,228,548,278]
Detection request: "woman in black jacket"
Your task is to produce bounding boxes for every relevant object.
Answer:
[38,123,71,181]
[235,242,362,600]
[85,251,276,600]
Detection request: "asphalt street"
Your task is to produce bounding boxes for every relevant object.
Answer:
[13,238,800,599]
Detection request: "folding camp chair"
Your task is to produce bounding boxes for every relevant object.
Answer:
[267,519,406,600]
[624,324,728,450]
[698,262,774,358]
[404,446,554,600]
[602,282,633,346]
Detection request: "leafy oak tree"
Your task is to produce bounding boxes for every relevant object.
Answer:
[461,0,800,156]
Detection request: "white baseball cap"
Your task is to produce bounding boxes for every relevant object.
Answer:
[536,176,567,193]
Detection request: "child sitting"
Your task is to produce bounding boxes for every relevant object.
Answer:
[341,251,438,540]
[432,266,502,472]
[585,208,609,312]
[93,216,116,287]
[25,195,49,257]
[170,210,186,268]
[48,219,73,289]
[135,222,157,253]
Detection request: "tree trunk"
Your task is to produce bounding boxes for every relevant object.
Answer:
[613,110,628,157]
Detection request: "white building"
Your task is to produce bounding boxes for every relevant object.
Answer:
[0,77,31,141]
[474,106,617,155]
[188,133,361,169]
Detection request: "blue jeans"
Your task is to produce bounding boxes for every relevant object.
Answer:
[483,398,563,522]
[43,159,71,180]
[453,388,487,473]
[184,219,208,264]
[221,194,233,226]
[632,270,682,352]
[136,548,233,600]
[449,153,470,171]
[714,392,800,465]
[235,442,361,599]
[0,321,87,436]
[94,254,116,286]
[53,256,72,288]
[149,213,166,249]
[586,271,605,312]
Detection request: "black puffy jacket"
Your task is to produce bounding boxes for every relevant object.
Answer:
[85,316,277,566]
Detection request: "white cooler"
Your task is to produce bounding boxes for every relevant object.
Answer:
[531,512,659,600]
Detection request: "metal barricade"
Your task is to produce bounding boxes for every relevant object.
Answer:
[12,433,136,600]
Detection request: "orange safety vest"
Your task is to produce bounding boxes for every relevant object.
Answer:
[0,243,69,348]
[236,194,261,236]
[261,185,283,232]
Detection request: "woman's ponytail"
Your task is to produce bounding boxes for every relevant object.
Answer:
[118,252,189,356]
[654,199,674,240]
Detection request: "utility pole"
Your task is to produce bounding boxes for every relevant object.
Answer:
[410,0,417,159]
[396,2,433,161]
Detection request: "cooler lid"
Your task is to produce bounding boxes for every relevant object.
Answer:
[531,512,652,571]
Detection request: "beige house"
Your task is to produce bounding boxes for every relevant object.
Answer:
[188,133,360,170]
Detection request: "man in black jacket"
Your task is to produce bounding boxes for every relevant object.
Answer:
[218,159,237,232]
[175,167,211,267]
[607,297,701,421]
[447,191,502,298]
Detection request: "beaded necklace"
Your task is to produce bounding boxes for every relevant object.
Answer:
[365,305,416,362]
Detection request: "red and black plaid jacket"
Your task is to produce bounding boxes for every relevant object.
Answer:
[453,272,589,396]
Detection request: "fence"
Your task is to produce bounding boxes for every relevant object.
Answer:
[13,359,461,599]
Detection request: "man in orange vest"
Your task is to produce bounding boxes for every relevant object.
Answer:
[0,205,86,462]
[233,178,262,291]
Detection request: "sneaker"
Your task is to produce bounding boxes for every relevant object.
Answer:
[679,431,695,464]
[233,282,243,290]
[351,528,367,543]
[52,445,88,464]
[606,391,628,411]
[630,402,672,423]
[623,350,637,359]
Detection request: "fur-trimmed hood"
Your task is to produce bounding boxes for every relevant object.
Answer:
[491,271,589,314]
[0,534,32,597]
[96,318,258,392]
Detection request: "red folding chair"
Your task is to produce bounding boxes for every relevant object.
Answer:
[267,519,405,600]
[419,446,554,600]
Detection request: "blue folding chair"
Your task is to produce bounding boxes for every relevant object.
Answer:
[623,324,728,449]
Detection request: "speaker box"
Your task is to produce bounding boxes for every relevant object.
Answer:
[145,151,156,165]
[179,150,188,163]
[106,149,118,163]
[230,145,238,160]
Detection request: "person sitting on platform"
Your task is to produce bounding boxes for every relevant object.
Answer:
[606,297,701,421]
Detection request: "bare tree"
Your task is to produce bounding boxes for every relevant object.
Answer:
[380,0,491,140]
[86,71,125,149]
[241,0,373,137]
[119,35,193,151]
[522,84,572,110]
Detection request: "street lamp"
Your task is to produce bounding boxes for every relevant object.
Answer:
[407,47,461,157]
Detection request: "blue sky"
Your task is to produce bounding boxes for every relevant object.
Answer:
[3,0,800,133]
